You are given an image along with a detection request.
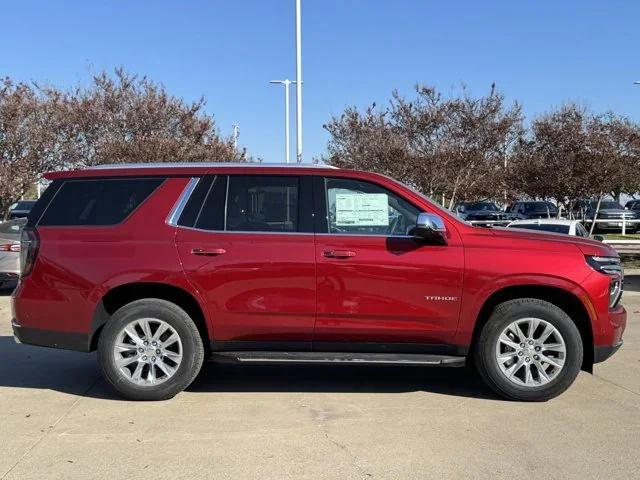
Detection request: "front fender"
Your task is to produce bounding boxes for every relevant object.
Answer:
[452,273,596,346]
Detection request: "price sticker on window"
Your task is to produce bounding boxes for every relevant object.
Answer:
[335,193,389,226]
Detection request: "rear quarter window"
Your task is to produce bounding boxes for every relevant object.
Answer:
[38,178,164,226]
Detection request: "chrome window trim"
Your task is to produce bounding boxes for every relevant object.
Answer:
[315,233,415,239]
[174,225,313,236]
[172,226,414,238]
[166,177,200,226]
[223,176,229,231]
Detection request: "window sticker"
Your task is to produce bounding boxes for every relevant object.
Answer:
[335,193,389,226]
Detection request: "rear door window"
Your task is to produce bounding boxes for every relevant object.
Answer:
[226,176,299,232]
[39,178,164,226]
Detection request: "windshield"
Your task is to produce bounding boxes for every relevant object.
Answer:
[523,202,556,212]
[465,202,499,211]
[510,224,570,234]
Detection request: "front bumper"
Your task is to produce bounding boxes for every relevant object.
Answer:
[594,340,623,363]
[12,318,90,352]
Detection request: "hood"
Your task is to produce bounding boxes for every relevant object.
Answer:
[595,208,637,216]
[464,210,506,218]
[489,227,617,257]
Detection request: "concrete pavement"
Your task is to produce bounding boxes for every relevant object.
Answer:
[0,277,639,479]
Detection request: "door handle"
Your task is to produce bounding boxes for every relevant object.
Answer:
[323,250,356,259]
[191,248,226,256]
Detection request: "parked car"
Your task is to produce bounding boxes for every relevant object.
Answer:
[12,163,625,402]
[506,219,594,238]
[0,218,26,289]
[582,200,640,233]
[6,200,37,220]
[624,199,640,212]
[453,201,511,227]
[507,201,558,219]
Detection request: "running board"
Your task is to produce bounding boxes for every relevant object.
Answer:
[211,351,466,367]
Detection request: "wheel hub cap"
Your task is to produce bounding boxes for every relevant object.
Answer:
[113,318,183,386]
[495,317,566,387]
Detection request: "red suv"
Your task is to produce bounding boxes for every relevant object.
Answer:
[11,163,626,401]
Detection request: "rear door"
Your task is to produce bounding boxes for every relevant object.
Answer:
[313,176,464,347]
[175,174,316,348]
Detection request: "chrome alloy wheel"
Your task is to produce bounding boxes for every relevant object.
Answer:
[495,317,566,387]
[113,318,183,386]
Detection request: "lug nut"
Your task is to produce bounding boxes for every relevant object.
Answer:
[151,357,156,362]
[534,355,540,360]
[152,341,157,346]
[142,355,147,361]
[535,346,541,352]
[518,351,524,356]
[525,357,531,362]
[138,348,144,353]
[156,349,161,354]
[528,340,534,345]
[144,341,149,346]
[520,343,525,348]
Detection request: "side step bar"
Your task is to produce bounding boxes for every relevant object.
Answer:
[211,351,466,367]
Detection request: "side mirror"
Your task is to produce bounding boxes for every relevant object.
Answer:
[457,205,466,214]
[593,235,604,242]
[412,213,447,244]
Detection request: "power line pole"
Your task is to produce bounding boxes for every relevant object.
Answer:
[295,0,303,163]
[270,80,296,163]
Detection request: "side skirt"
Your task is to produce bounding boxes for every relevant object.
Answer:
[211,351,466,367]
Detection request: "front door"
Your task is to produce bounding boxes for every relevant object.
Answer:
[313,176,464,347]
[176,174,316,347]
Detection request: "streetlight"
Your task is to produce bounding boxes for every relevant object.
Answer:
[232,124,240,151]
[295,0,303,163]
[270,80,297,163]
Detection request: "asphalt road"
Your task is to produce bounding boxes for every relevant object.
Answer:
[0,277,639,480]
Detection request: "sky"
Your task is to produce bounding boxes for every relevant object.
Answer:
[2,0,639,163]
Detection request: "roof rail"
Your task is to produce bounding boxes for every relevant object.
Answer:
[87,162,339,170]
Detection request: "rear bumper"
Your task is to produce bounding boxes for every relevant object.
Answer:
[594,340,623,363]
[12,319,90,352]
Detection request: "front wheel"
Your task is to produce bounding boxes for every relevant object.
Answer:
[474,298,583,401]
[98,299,205,401]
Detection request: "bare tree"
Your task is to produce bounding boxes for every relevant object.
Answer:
[1,69,246,217]
[44,68,244,167]
[323,85,523,206]
[508,104,640,230]
[0,78,59,215]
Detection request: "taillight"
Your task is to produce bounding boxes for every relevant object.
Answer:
[19,227,39,277]
[0,244,20,252]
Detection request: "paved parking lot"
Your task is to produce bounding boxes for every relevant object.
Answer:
[0,277,639,480]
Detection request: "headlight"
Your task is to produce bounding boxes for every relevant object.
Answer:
[585,256,623,308]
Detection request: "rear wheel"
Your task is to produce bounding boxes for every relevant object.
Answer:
[474,298,583,401]
[98,299,204,401]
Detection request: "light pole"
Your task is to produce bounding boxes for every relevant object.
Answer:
[232,124,240,151]
[295,0,303,163]
[270,80,296,163]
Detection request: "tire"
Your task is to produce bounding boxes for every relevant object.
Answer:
[98,299,205,401]
[473,298,583,402]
